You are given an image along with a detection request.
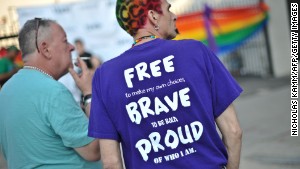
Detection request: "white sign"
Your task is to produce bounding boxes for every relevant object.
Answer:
[17,0,132,62]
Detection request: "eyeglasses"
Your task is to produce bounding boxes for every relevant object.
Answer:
[35,18,41,53]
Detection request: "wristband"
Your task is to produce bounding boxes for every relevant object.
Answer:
[84,98,92,108]
[82,94,92,102]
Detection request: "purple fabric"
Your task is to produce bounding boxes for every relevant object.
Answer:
[88,39,242,169]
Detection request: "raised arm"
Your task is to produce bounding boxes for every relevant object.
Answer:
[216,104,242,169]
[69,57,100,161]
[69,57,93,117]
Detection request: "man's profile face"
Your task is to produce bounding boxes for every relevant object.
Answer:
[48,23,74,75]
[156,0,178,39]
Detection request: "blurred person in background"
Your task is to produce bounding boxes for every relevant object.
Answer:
[0,45,20,86]
[75,39,101,72]
[59,39,101,108]
[0,18,101,169]
[88,0,242,169]
[73,38,102,108]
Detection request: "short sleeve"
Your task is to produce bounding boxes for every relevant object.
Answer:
[204,47,243,118]
[88,68,120,141]
[48,86,94,148]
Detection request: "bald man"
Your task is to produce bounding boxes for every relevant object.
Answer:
[0,18,101,169]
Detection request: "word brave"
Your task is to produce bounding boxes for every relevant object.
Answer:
[135,121,203,161]
[124,55,175,88]
[126,87,191,124]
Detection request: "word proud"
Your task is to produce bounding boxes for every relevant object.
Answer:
[124,55,175,88]
[135,121,203,161]
[126,87,191,124]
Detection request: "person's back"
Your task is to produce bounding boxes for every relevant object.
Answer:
[0,18,100,169]
[0,69,99,169]
[89,38,242,169]
[89,0,242,168]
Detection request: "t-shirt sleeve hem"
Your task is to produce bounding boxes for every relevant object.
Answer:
[88,131,120,141]
[66,137,95,148]
[214,87,243,119]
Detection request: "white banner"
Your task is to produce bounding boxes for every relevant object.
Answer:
[17,0,132,62]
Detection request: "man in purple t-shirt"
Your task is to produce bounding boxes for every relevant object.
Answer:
[88,0,243,169]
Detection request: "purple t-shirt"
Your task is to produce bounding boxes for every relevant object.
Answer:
[88,39,242,169]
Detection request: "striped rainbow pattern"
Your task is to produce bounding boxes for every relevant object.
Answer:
[175,2,269,54]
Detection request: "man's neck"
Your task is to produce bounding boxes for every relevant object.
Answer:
[133,29,161,46]
[133,35,157,46]
[24,60,57,80]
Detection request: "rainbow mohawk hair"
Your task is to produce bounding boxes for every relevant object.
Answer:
[116,0,162,36]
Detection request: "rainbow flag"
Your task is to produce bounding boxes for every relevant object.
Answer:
[175,2,269,54]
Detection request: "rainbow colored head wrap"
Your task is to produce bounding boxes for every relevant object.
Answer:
[116,0,162,36]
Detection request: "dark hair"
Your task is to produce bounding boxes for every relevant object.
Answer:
[7,45,19,52]
[116,0,162,36]
[74,39,83,45]
[18,18,55,58]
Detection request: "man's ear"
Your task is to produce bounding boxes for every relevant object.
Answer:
[40,41,51,60]
[148,10,159,25]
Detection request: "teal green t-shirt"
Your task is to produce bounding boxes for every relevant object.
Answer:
[0,58,14,74]
[0,69,102,169]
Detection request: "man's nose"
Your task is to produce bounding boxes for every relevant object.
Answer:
[173,13,178,21]
[69,44,75,51]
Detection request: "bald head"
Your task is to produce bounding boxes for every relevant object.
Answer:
[20,18,75,80]
[18,18,56,58]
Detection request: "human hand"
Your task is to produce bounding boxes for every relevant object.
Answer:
[69,57,93,95]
